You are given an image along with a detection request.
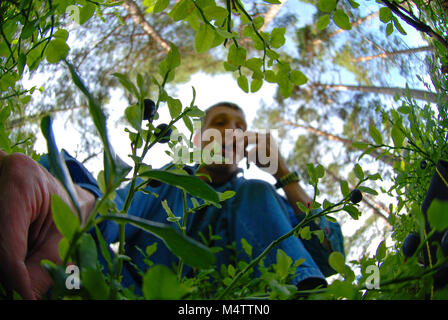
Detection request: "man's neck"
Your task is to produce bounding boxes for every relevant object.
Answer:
[196,165,238,186]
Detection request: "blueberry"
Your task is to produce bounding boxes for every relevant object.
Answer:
[183,165,194,175]
[155,123,172,144]
[146,179,162,188]
[442,230,448,257]
[402,233,420,258]
[349,189,363,204]
[419,160,427,170]
[143,99,156,121]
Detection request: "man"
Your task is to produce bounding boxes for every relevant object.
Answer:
[0,102,343,299]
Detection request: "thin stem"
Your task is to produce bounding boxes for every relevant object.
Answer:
[177,190,189,281]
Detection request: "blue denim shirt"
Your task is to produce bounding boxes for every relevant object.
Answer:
[39,150,345,292]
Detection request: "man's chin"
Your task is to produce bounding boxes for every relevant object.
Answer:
[205,162,238,174]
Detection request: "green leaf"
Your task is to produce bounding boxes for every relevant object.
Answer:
[313,229,325,243]
[237,75,249,93]
[154,0,169,13]
[348,0,360,8]
[103,214,215,269]
[169,0,194,21]
[245,58,263,72]
[79,2,96,25]
[276,249,292,279]
[306,163,317,184]
[113,73,139,97]
[343,204,360,220]
[328,251,345,275]
[354,163,364,180]
[139,169,220,204]
[369,123,383,145]
[379,7,392,23]
[183,114,194,133]
[65,61,132,189]
[82,268,110,300]
[250,78,263,93]
[228,44,246,66]
[340,180,350,198]
[219,190,236,202]
[391,125,405,148]
[352,141,368,149]
[427,199,448,231]
[299,226,312,240]
[358,186,378,196]
[167,96,182,118]
[386,22,394,36]
[265,70,276,83]
[263,0,281,4]
[45,39,69,63]
[270,27,286,48]
[125,104,142,131]
[195,23,215,53]
[317,14,331,30]
[393,16,407,35]
[95,225,112,272]
[333,10,352,30]
[317,0,337,12]
[241,238,252,257]
[51,194,80,241]
[315,164,325,179]
[375,240,387,261]
[76,233,98,270]
[41,116,81,217]
[143,265,189,299]
[290,70,308,86]
[53,29,69,41]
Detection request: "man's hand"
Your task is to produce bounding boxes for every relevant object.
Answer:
[0,150,95,299]
[242,132,312,214]
[243,131,288,177]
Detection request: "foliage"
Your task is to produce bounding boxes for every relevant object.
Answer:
[1,0,448,300]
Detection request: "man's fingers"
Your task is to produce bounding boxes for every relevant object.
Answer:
[26,230,62,299]
[0,149,8,159]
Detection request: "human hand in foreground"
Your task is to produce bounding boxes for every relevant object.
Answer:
[0,150,95,299]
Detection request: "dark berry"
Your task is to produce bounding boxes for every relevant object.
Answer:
[155,123,172,144]
[143,99,156,121]
[349,189,363,204]
[183,165,194,175]
[442,230,448,257]
[402,233,420,258]
[419,160,427,170]
[146,179,162,188]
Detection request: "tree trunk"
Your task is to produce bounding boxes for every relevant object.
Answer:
[352,45,434,62]
[260,0,287,32]
[122,0,171,52]
[313,11,379,47]
[313,83,443,104]
[6,105,88,129]
[279,118,396,166]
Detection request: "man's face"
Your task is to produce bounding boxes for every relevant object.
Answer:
[198,105,247,173]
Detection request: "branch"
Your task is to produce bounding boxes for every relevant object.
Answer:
[352,45,434,62]
[278,118,397,166]
[259,0,287,32]
[380,0,448,51]
[121,0,170,52]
